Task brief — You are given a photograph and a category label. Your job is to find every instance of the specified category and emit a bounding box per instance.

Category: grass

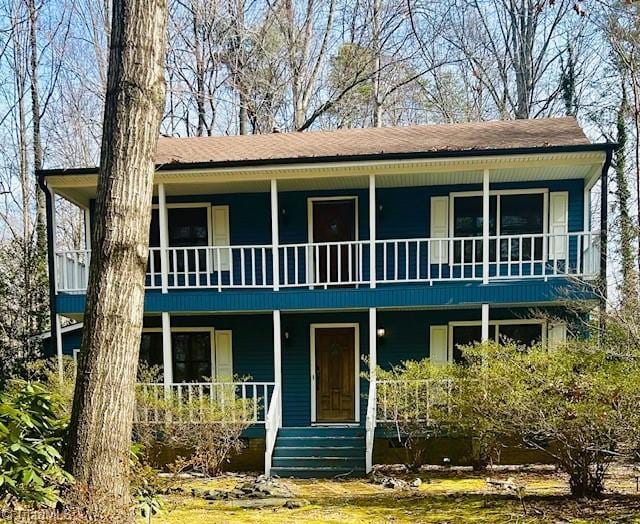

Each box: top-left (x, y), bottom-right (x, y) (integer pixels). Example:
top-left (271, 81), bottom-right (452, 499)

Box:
top-left (145, 467), bottom-right (640, 523)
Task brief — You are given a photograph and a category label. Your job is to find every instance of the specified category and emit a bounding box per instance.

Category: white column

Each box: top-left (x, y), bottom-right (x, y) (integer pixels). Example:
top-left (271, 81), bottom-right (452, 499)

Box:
top-left (369, 175), bottom-right (376, 288)
top-left (271, 179), bottom-right (280, 291)
top-left (50, 188), bottom-right (58, 295)
top-left (158, 183), bottom-right (169, 293)
top-left (55, 314), bottom-right (63, 382)
top-left (481, 303), bottom-right (490, 342)
top-left (84, 207), bottom-right (91, 250)
top-left (272, 310), bottom-right (282, 427)
top-left (369, 307), bottom-right (377, 379)
top-left (482, 169), bottom-right (490, 284)
top-left (162, 312), bottom-right (173, 386)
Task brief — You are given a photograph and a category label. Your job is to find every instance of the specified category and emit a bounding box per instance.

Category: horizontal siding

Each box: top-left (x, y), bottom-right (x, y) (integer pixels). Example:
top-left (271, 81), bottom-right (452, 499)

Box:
top-left (56, 278), bottom-right (597, 315)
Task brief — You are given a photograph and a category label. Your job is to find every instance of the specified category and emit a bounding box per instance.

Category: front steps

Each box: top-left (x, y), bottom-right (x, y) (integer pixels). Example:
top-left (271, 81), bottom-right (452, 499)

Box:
top-left (270, 426), bottom-right (366, 478)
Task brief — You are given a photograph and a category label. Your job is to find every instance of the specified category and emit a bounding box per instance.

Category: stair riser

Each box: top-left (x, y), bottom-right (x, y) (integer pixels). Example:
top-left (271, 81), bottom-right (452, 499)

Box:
top-left (276, 437), bottom-right (362, 447)
top-left (274, 447), bottom-right (364, 458)
top-left (273, 457), bottom-right (364, 468)
top-left (278, 427), bottom-right (364, 438)
top-left (270, 468), bottom-right (365, 479)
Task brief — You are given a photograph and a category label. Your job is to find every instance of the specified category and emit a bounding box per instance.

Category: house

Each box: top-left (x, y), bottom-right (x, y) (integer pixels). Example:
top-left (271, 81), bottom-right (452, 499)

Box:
top-left (39, 117), bottom-right (613, 477)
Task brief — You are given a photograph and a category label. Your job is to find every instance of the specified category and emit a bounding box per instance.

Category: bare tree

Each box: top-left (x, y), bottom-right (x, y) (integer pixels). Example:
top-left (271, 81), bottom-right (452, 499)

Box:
top-left (65, 0), bottom-right (167, 513)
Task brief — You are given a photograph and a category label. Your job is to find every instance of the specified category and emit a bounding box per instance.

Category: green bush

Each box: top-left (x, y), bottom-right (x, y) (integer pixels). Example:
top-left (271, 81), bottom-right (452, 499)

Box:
top-left (461, 340), bottom-right (640, 497)
top-left (0, 383), bottom-right (72, 506)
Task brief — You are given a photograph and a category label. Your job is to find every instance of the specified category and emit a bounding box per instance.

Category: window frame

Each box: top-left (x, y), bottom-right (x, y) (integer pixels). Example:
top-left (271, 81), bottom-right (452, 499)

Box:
top-left (448, 189), bottom-right (549, 238)
top-left (150, 202), bottom-right (213, 248)
top-left (142, 327), bottom-right (216, 383)
top-left (447, 319), bottom-right (548, 363)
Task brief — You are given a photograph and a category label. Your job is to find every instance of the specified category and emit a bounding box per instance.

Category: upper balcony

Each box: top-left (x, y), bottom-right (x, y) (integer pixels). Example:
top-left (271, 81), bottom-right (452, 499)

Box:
top-left (55, 231), bottom-right (600, 293)
top-left (42, 118), bottom-right (612, 311)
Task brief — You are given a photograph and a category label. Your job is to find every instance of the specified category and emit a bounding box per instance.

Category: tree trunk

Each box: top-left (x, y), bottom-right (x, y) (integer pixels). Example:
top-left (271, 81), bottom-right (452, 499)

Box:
top-left (27, 0), bottom-right (49, 334)
top-left (65, 0), bottom-right (167, 514)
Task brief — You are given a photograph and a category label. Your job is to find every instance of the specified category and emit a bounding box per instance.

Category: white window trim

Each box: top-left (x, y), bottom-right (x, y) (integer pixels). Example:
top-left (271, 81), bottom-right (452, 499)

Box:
top-left (142, 327), bottom-right (216, 382)
top-left (309, 322), bottom-right (360, 424)
top-left (447, 319), bottom-right (548, 363)
top-left (448, 189), bottom-right (549, 238)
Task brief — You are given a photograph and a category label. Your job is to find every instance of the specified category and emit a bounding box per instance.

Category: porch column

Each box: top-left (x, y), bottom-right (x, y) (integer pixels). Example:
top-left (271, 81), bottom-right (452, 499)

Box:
top-left (84, 207), bottom-right (91, 250)
top-left (162, 312), bottom-right (173, 386)
top-left (481, 303), bottom-right (490, 342)
top-left (369, 174), bottom-right (376, 288)
top-left (158, 183), bottom-right (169, 293)
top-left (272, 310), bottom-right (282, 427)
top-left (482, 169), bottom-right (490, 284)
top-left (271, 179), bottom-right (280, 291)
top-left (369, 307), bottom-right (377, 381)
top-left (55, 314), bottom-right (63, 382)
top-left (50, 189), bottom-right (58, 294)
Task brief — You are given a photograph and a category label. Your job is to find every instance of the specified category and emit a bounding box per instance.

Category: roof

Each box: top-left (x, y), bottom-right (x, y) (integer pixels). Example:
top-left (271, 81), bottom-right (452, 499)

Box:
top-left (155, 117), bottom-right (591, 168)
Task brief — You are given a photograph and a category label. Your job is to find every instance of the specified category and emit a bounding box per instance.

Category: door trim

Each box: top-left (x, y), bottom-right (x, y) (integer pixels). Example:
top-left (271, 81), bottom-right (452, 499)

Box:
top-left (310, 323), bottom-right (360, 424)
top-left (307, 196), bottom-right (359, 287)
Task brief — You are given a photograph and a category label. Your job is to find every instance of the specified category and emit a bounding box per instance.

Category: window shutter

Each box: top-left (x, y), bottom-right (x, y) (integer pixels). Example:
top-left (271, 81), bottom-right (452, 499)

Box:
top-left (547, 322), bottom-right (567, 348)
top-left (211, 206), bottom-right (230, 270)
top-left (430, 196), bottom-right (449, 263)
top-left (429, 325), bottom-right (449, 365)
top-left (549, 192), bottom-right (568, 259)
top-left (215, 330), bottom-right (233, 380)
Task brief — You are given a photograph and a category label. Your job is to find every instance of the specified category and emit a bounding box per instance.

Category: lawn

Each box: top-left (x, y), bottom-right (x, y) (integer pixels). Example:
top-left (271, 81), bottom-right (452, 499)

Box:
top-left (146, 466), bottom-right (640, 523)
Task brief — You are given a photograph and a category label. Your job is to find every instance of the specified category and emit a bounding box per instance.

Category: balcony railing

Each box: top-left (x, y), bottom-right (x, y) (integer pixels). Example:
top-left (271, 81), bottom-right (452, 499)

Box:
top-left (376, 379), bottom-right (452, 425)
top-left (55, 231), bottom-right (600, 293)
top-left (134, 381), bottom-right (276, 424)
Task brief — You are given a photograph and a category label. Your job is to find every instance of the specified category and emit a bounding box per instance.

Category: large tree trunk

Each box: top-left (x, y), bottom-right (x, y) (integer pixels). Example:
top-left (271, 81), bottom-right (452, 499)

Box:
top-left (65, 0), bottom-right (167, 514)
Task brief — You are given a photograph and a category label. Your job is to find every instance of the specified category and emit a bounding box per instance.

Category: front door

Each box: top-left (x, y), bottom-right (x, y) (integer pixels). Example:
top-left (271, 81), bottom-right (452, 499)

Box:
top-left (314, 327), bottom-right (356, 422)
top-left (311, 199), bottom-right (356, 284)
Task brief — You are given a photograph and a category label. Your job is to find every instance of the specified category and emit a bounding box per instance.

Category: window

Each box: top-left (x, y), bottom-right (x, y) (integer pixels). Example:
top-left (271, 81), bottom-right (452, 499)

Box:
top-left (497, 323), bottom-right (542, 347)
top-left (451, 192), bottom-right (545, 264)
top-left (139, 332), bottom-right (164, 379)
top-left (172, 332), bottom-right (212, 383)
top-left (453, 196), bottom-right (496, 264)
top-left (450, 321), bottom-right (545, 363)
top-left (148, 206), bottom-right (211, 273)
top-left (451, 325), bottom-right (496, 363)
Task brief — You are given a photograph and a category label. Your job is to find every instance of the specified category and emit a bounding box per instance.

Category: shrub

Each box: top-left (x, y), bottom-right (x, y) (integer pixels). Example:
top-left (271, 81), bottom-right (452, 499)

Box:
top-left (376, 359), bottom-right (455, 470)
top-left (133, 381), bottom-right (252, 477)
top-left (462, 340), bottom-right (640, 497)
top-left (0, 383), bottom-right (72, 506)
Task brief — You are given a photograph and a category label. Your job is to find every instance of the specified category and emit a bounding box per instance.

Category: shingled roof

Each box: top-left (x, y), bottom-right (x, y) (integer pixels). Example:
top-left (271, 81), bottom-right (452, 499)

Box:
top-left (155, 117), bottom-right (591, 167)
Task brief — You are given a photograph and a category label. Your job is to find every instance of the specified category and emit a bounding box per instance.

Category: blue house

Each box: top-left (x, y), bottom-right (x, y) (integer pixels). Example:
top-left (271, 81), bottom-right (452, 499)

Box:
top-left (40, 118), bottom-right (613, 477)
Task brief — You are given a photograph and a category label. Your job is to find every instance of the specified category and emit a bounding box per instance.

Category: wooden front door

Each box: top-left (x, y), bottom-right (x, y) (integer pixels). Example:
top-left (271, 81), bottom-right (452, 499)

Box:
top-left (312, 199), bottom-right (356, 284)
top-left (314, 327), bottom-right (356, 422)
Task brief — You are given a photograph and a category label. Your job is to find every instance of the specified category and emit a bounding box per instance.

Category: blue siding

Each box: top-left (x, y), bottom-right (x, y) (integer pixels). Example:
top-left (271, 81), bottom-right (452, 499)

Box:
top-left (56, 278), bottom-right (596, 315)
top-left (42, 329), bottom-right (82, 357)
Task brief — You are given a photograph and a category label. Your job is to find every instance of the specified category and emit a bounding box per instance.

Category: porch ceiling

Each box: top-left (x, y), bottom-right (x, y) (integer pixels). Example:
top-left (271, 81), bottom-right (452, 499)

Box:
top-left (45, 150), bottom-right (604, 208)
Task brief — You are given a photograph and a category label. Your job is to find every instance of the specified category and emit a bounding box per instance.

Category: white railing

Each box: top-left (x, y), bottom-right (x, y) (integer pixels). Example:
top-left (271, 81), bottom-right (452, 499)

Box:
top-left (376, 379), bottom-right (452, 424)
top-left (376, 237), bottom-right (484, 283)
top-left (55, 250), bottom-right (90, 293)
top-left (490, 231), bottom-right (600, 280)
top-left (278, 240), bottom-right (369, 288)
top-left (365, 379), bottom-right (377, 473)
top-left (55, 232), bottom-right (600, 293)
top-left (264, 384), bottom-right (281, 477)
top-left (134, 381), bottom-right (275, 424)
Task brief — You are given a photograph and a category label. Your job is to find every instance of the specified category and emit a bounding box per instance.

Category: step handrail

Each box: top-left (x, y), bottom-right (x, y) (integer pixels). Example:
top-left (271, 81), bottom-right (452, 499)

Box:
top-left (365, 378), bottom-right (376, 474)
top-left (264, 384), bottom-right (281, 477)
